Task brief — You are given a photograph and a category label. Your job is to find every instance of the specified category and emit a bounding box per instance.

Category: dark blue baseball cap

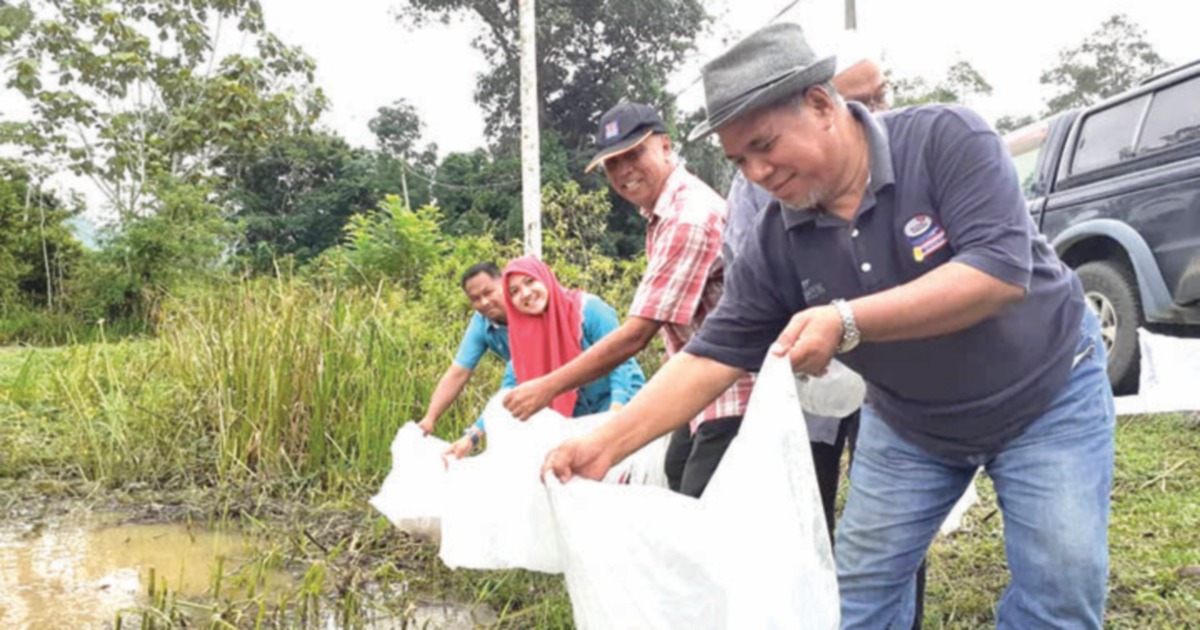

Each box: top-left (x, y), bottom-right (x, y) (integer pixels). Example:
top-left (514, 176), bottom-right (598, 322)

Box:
top-left (585, 101), bottom-right (668, 173)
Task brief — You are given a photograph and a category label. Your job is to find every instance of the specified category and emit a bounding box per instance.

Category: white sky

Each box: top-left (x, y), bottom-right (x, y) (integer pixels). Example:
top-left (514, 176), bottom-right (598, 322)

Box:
top-left (255, 0), bottom-right (1197, 155)
top-left (2, 0), bottom-right (1196, 220)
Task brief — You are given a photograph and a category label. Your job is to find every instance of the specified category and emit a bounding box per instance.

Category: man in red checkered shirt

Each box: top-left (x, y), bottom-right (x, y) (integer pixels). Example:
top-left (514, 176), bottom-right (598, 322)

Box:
top-left (502, 101), bottom-right (754, 497)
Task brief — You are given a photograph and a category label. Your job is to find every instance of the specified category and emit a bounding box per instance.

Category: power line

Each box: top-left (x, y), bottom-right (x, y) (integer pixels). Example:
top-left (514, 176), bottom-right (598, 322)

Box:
top-left (401, 162), bottom-right (523, 192)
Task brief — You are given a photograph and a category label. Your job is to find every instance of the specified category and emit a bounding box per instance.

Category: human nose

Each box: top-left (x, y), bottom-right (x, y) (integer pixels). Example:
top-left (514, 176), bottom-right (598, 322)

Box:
top-left (741, 157), bottom-right (774, 186)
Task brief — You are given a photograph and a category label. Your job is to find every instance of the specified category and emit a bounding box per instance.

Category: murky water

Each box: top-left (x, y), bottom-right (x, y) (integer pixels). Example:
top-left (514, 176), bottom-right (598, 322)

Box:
top-left (0, 512), bottom-right (288, 629)
top-left (0, 510), bottom-right (498, 629)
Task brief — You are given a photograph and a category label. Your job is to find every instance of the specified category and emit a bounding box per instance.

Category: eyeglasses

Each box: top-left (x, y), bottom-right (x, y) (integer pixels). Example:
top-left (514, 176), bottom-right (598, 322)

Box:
top-left (862, 82), bottom-right (891, 113)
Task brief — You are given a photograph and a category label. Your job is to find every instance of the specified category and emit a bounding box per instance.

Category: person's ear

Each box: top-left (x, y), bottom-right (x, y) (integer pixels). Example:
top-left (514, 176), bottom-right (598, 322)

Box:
top-left (806, 86), bottom-right (838, 130)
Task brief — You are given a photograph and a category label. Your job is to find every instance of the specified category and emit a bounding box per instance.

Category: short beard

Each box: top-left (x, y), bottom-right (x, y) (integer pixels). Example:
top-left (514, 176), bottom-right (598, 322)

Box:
top-left (784, 187), bottom-right (826, 212)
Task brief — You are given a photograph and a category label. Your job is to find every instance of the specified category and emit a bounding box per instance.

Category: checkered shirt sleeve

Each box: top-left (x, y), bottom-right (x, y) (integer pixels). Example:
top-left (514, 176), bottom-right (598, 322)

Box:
top-left (629, 216), bottom-right (723, 326)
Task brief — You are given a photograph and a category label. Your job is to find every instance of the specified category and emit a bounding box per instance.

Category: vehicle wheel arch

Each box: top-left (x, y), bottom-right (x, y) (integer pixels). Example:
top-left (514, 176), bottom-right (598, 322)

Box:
top-left (1051, 220), bottom-right (1175, 322)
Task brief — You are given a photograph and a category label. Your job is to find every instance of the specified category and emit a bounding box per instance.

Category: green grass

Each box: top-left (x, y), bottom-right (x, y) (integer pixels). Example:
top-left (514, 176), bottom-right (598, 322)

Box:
top-left (923, 413), bottom-right (1200, 628)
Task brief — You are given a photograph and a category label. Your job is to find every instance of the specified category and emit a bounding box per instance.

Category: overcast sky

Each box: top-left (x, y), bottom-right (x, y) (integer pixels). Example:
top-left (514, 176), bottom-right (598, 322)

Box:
top-left (256, 0), bottom-right (1196, 155)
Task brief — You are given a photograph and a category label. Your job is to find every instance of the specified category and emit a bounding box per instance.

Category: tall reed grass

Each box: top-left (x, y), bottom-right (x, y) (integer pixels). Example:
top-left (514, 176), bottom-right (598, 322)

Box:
top-left (7, 241), bottom-right (646, 494)
top-left (8, 276), bottom-right (500, 491)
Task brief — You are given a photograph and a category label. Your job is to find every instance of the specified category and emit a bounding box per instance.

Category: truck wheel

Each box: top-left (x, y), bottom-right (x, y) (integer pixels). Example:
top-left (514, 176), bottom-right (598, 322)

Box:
top-left (1075, 260), bottom-right (1143, 395)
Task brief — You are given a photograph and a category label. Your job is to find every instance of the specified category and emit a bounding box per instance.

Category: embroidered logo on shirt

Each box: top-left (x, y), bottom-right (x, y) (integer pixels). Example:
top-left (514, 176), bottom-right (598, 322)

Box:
top-left (604, 121), bottom-right (620, 139)
top-left (904, 215), bottom-right (934, 238)
top-left (906, 217), bottom-right (949, 263)
top-left (802, 278), bottom-right (827, 303)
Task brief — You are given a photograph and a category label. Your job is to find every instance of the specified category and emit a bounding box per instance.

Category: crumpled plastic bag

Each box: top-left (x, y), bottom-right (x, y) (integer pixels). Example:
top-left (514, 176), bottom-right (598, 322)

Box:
top-left (546, 354), bottom-right (840, 629)
top-left (795, 358), bottom-right (866, 418)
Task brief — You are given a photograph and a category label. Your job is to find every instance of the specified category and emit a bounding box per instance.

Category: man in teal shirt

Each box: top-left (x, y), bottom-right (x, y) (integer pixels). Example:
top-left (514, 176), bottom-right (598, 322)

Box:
top-left (415, 262), bottom-right (511, 435)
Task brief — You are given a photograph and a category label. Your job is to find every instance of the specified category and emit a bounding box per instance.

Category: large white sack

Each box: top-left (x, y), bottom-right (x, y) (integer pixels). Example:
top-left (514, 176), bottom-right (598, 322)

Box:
top-left (547, 479), bottom-right (726, 629)
top-left (546, 355), bottom-right (840, 629)
top-left (437, 395), bottom-right (670, 573)
top-left (1114, 328), bottom-right (1200, 415)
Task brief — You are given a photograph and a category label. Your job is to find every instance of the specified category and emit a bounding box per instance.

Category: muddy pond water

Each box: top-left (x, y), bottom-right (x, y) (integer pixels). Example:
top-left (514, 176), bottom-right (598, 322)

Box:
top-left (0, 509), bottom-right (496, 628)
top-left (0, 511), bottom-right (289, 628)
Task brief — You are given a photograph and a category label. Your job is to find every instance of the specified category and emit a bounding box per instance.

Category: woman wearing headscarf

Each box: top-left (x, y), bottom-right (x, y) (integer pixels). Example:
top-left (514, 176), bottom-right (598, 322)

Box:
top-left (445, 256), bottom-right (645, 458)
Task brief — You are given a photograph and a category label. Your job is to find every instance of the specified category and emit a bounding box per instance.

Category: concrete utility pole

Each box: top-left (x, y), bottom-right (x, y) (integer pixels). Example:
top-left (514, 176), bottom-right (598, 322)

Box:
top-left (844, 0), bottom-right (857, 29)
top-left (519, 0), bottom-right (542, 257)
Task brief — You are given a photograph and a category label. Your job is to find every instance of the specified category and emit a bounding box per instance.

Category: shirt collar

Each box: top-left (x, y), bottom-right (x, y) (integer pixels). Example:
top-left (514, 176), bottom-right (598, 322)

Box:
top-left (638, 163), bottom-right (689, 221)
top-left (484, 315), bottom-right (505, 331)
top-left (780, 101), bottom-right (896, 231)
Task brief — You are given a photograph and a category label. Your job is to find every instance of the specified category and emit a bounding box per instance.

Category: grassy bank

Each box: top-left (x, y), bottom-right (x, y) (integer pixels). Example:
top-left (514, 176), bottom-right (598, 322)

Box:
top-left (923, 413), bottom-right (1200, 629)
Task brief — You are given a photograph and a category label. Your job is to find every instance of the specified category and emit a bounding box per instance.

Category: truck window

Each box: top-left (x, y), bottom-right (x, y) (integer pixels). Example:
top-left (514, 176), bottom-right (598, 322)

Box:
top-left (1005, 121), bottom-right (1050, 198)
top-left (1137, 75), bottom-right (1200, 155)
top-left (1070, 95), bottom-right (1149, 176)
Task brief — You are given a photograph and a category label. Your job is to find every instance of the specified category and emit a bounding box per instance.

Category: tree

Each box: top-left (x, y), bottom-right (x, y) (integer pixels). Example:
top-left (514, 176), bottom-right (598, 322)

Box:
top-left (995, 114), bottom-right (1037, 135)
top-left (434, 132), bottom-right (571, 243)
top-left (0, 159), bottom-right (83, 311)
top-left (891, 60), bottom-right (993, 108)
top-left (317, 195), bottom-right (445, 291)
top-left (676, 107), bottom-right (735, 197)
top-left (223, 131), bottom-right (393, 269)
top-left (1040, 14), bottom-right (1167, 116)
top-left (394, 0), bottom-right (710, 153)
top-left (369, 99), bottom-right (425, 160)
top-left (2, 0), bottom-right (325, 219)
top-left (368, 98), bottom-right (438, 209)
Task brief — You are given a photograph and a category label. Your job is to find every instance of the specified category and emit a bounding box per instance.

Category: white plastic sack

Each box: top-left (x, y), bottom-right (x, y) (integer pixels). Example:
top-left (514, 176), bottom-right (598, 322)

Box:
top-left (435, 394), bottom-right (669, 573)
top-left (939, 473), bottom-right (979, 536)
top-left (795, 358), bottom-right (867, 418)
top-left (547, 355), bottom-right (840, 629)
top-left (369, 422), bottom-right (451, 542)
top-left (1114, 328), bottom-right (1200, 415)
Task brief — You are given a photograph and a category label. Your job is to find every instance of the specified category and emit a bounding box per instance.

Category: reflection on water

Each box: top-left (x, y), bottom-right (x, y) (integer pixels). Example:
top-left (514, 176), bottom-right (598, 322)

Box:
top-left (0, 513), bottom-right (286, 629)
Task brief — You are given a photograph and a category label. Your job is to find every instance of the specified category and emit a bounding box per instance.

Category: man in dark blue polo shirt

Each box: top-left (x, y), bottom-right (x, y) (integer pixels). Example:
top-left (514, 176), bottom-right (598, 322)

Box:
top-left (542, 23), bottom-right (1115, 629)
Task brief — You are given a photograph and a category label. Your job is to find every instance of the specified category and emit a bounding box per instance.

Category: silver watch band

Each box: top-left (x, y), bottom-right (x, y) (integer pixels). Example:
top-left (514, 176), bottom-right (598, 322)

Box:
top-left (831, 299), bottom-right (861, 354)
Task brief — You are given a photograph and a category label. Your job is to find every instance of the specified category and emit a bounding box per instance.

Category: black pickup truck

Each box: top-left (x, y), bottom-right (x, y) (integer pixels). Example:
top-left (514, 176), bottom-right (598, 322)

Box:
top-left (1004, 60), bottom-right (1200, 394)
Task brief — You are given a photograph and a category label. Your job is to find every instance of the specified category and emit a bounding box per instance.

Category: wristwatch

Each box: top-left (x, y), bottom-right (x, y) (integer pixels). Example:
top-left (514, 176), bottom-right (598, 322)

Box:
top-left (830, 299), bottom-right (861, 354)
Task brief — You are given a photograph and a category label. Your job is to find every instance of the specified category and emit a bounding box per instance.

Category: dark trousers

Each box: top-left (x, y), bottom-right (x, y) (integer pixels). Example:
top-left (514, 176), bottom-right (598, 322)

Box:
top-left (664, 416), bottom-right (742, 499)
top-left (666, 410), bottom-right (925, 629)
top-left (811, 413), bottom-right (853, 541)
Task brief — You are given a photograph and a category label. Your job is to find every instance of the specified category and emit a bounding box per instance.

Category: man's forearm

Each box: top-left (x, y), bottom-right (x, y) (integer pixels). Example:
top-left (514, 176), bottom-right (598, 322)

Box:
top-left (595, 352), bottom-right (743, 465)
top-left (852, 262), bottom-right (1025, 342)
top-left (544, 317), bottom-right (659, 395)
top-left (422, 365), bottom-right (473, 422)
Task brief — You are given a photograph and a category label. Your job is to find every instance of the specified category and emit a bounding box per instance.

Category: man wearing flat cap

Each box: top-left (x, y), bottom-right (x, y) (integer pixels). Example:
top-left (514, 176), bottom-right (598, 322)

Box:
top-left (543, 22), bottom-right (1114, 629)
top-left (503, 101), bottom-right (756, 498)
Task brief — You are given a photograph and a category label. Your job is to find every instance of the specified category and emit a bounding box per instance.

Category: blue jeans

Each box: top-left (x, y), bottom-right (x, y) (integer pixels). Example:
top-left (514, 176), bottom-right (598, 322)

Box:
top-left (835, 309), bottom-right (1115, 629)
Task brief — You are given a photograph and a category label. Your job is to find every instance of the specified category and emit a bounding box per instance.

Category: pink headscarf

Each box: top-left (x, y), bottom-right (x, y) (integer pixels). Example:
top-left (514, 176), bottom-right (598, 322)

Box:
top-left (502, 256), bottom-right (585, 416)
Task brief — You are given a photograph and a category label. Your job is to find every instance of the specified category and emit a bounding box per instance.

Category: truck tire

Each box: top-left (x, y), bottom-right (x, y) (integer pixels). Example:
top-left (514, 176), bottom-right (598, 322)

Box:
top-left (1075, 260), bottom-right (1143, 395)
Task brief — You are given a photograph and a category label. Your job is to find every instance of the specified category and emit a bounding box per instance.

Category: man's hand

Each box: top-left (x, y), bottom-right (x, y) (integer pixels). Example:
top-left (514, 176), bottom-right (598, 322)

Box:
top-left (443, 435), bottom-right (474, 463)
top-left (417, 417), bottom-right (436, 436)
top-left (503, 377), bottom-right (557, 420)
top-left (541, 434), bottom-right (615, 484)
top-left (771, 305), bottom-right (843, 376)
